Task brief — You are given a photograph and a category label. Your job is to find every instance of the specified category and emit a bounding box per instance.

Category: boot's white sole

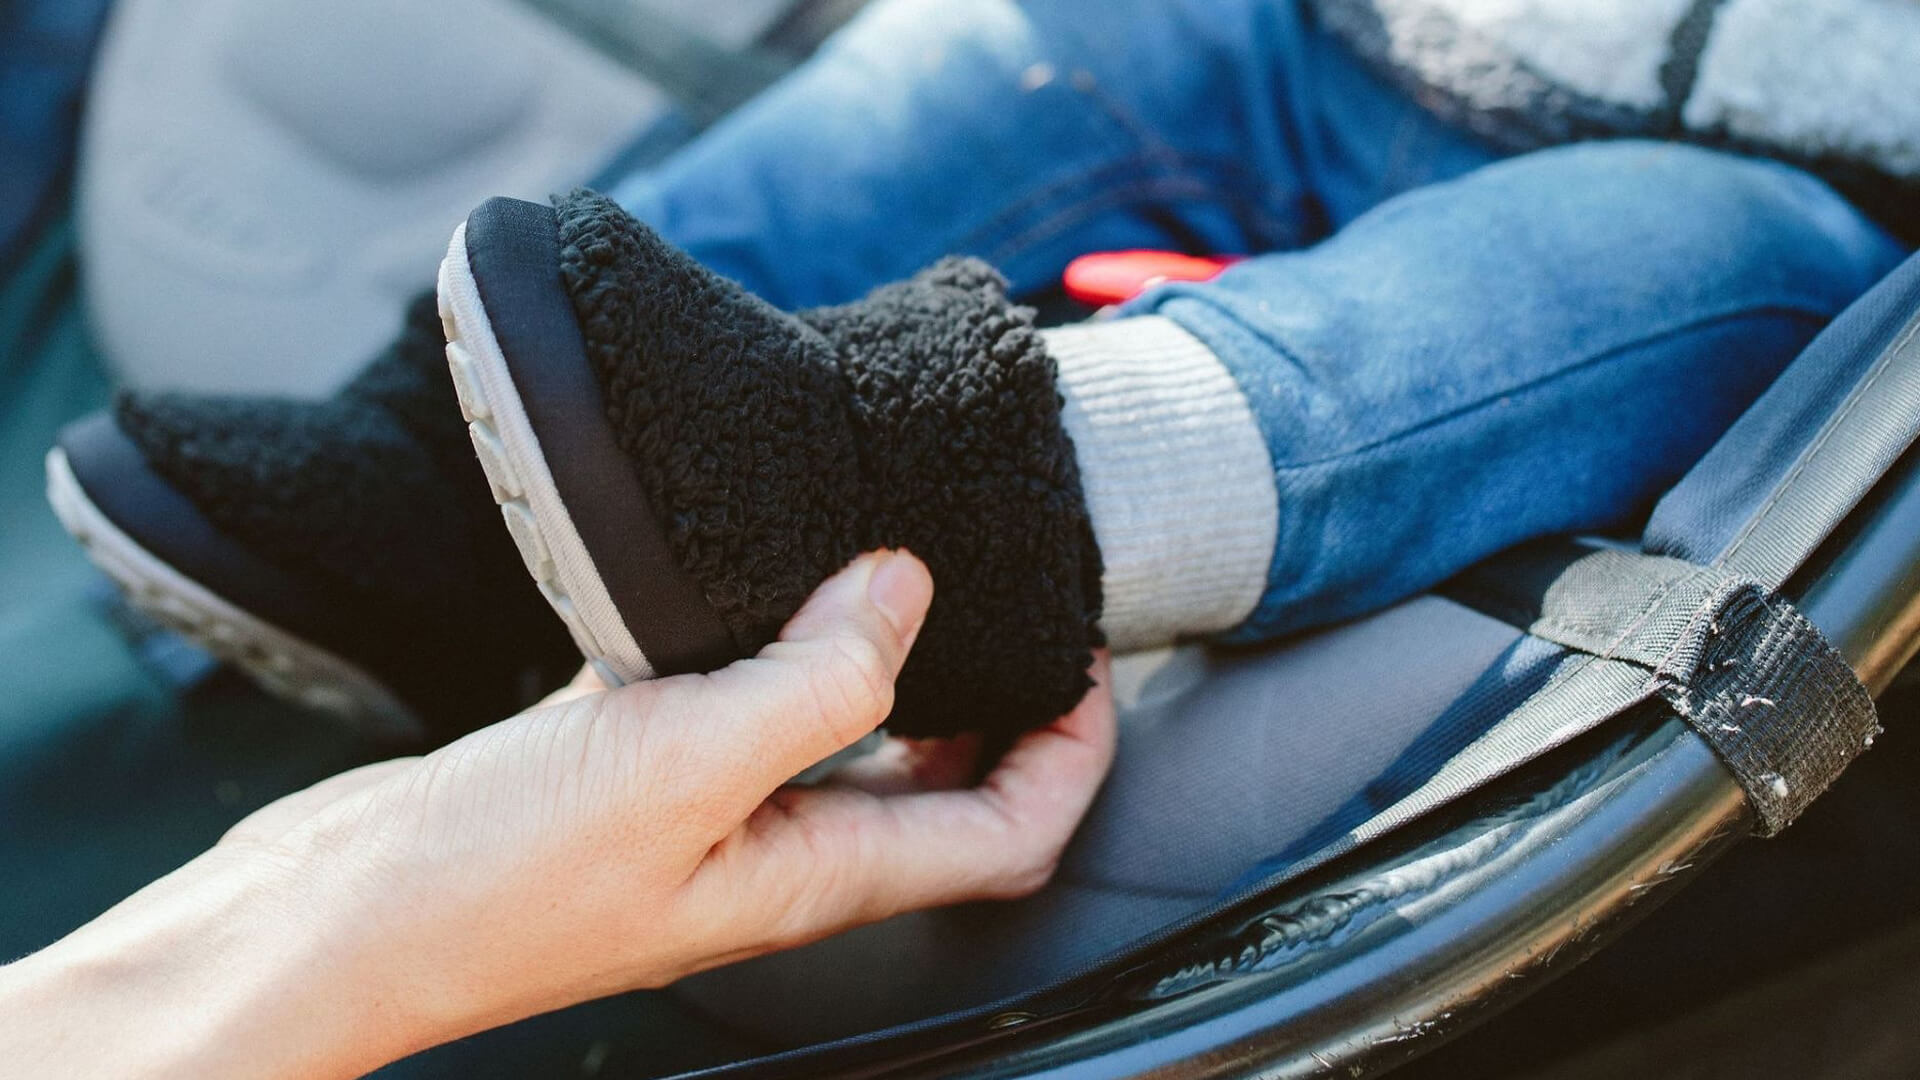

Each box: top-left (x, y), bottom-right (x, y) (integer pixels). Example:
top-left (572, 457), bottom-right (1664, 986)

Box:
top-left (437, 223), bottom-right (652, 689)
top-left (45, 446), bottom-right (421, 738)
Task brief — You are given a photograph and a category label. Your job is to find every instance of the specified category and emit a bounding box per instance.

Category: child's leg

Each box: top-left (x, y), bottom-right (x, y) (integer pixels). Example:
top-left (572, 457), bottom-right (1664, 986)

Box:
top-left (1068, 141), bottom-right (1909, 648)
top-left (599, 0), bottom-right (1499, 307)
top-left (436, 144), bottom-right (1900, 740)
top-left (63, 0), bottom-right (1502, 740)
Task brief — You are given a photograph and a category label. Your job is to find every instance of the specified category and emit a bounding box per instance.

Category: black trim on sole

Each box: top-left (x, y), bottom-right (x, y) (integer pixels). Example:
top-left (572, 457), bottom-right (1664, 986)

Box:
top-left (462, 196), bottom-right (739, 676)
top-left (58, 413), bottom-right (352, 646)
top-left (49, 422), bottom-right (420, 736)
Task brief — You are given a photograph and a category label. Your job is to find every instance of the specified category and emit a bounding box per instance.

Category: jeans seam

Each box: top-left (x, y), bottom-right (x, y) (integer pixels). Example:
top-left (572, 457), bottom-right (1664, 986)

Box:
top-left (944, 152), bottom-right (1305, 269)
top-left (1249, 299), bottom-right (1841, 471)
top-left (1223, 298), bottom-right (1839, 638)
top-left (1049, 46), bottom-right (1315, 229)
top-left (974, 168), bottom-right (1295, 269)
top-left (976, 168), bottom-right (1204, 262)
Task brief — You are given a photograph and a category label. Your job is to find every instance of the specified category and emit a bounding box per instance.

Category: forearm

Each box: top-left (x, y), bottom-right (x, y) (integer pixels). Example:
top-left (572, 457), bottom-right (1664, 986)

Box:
top-left (0, 850), bottom-right (416, 1080)
top-left (0, 556), bottom-right (1108, 1078)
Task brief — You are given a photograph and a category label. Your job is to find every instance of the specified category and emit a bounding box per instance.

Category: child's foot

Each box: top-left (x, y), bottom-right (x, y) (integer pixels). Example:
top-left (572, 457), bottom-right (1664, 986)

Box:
top-left (46, 293), bottom-right (581, 741)
top-left (438, 191), bottom-right (1105, 738)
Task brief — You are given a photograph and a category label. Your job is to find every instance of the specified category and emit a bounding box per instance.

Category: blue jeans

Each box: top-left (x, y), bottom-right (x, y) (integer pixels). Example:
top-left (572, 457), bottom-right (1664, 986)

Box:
top-left (604, 0), bottom-right (1908, 643)
top-left (0, 0), bottom-right (114, 271)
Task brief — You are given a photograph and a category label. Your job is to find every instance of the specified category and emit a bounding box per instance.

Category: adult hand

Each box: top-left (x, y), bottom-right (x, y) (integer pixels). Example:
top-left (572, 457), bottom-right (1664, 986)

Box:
top-left (0, 551), bottom-right (1117, 1079)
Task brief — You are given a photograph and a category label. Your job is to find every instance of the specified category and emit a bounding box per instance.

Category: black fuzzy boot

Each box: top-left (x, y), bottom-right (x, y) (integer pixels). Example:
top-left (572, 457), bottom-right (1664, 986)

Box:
top-left (49, 291), bottom-right (581, 741)
top-left (440, 190), bottom-right (1102, 739)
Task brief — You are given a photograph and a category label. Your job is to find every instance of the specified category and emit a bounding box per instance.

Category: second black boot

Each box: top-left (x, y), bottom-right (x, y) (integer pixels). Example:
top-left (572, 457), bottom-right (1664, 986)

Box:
top-left (47, 291), bottom-right (582, 742)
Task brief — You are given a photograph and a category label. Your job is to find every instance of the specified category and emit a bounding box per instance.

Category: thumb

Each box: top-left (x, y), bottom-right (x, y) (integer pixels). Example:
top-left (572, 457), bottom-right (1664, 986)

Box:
top-left (700, 550), bottom-right (934, 789)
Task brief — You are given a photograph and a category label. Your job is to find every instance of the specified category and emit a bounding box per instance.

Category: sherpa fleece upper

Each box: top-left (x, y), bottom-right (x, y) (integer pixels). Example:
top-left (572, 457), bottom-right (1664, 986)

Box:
top-left (554, 190), bottom-right (1103, 740)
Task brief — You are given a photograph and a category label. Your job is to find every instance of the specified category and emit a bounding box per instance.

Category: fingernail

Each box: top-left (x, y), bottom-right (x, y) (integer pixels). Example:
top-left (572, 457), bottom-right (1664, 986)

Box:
top-left (868, 550), bottom-right (932, 643)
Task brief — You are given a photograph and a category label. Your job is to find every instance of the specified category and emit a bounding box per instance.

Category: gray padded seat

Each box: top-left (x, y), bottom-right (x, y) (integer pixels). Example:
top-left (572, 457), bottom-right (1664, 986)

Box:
top-left (674, 595), bottom-right (1525, 1042)
top-left (78, 0), bottom-right (796, 397)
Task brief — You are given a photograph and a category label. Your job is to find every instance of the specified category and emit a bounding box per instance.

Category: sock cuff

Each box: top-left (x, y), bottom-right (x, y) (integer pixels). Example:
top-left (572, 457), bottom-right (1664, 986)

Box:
top-left (1045, 316), bottom-right (1277, 651)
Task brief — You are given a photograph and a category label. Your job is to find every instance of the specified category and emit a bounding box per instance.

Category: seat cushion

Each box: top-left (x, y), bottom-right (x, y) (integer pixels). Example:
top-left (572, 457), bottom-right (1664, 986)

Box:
top-left (672, 595), bottom-right (1524, 1044)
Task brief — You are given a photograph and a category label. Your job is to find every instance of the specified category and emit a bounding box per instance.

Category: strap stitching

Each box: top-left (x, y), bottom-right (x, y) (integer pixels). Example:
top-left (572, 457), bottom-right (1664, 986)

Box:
top-left (1530, 558), bottom-right (1722, 665)
top-left (1716, 309), bottom-right (1920, 578)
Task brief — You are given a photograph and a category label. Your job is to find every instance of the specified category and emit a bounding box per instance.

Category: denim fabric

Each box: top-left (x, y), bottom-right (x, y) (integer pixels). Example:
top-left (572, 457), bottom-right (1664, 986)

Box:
top-left (1142, 144), bottom-right (1909, 640)
top-left (0, 0), bottom-right (113, 272)
top-left (602, 0), bottom-right (1908, 646)
top-left (605, 0), bottom-right (1496, 307)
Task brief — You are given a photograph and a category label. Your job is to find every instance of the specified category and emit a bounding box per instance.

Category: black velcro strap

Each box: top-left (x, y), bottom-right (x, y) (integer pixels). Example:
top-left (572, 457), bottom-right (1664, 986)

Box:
top-left (1446, 539), bottom-right (1878, 835)
top-left (1649, 577), bottom-right (1878, 834)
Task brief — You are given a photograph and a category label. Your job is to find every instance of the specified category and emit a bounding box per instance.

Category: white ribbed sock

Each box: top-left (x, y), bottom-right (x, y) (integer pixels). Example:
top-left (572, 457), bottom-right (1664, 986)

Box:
top-left (1044, 316), bottom-right (1278, 652)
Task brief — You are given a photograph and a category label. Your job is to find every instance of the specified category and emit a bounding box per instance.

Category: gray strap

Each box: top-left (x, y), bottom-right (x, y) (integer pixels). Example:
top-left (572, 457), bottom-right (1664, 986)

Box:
top-left (1431, 301), bottom-right (1920, 834)
top-left (1234, 540), bottom-right (1873, 892)
top-left (1649, 577), bottom-right (1878, 833)
top-left (1535, 550), bottom-right (1877, 833)
top-left (1452, 542), bottom-right (1879, 835)
top-left (1319, 299), bottom-right (1920, 863)
top-left (1706, 305), bottom-right (1920, 586)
